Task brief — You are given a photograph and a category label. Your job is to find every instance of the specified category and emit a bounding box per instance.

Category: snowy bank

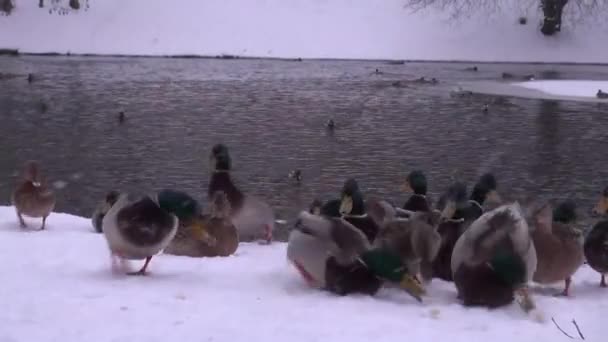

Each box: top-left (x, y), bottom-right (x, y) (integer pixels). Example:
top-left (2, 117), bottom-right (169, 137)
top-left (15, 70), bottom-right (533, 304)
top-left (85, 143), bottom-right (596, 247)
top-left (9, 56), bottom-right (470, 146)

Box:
top-left (1, 0), bottom-right (607, 63)
top-left (514, 80), bottom-right (608, 98)
top-left (0, 206), bottom-right (604, 342)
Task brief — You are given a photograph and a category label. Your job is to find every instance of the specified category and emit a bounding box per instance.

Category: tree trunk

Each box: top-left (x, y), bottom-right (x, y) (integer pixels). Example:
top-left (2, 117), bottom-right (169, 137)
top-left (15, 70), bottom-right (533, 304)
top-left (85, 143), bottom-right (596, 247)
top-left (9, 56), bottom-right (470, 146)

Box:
top-left (1, 0), bottom-right (14, 14)
top-left (69, 0), bottom-right (80, 10)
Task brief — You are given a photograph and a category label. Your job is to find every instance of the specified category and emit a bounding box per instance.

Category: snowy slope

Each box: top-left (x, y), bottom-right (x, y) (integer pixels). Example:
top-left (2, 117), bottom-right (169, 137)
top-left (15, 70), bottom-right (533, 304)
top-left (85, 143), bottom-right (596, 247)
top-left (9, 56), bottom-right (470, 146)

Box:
top-left (0, 0), bottom-right (607, 63)
top-left (0, 206), bottom-right (604, 342)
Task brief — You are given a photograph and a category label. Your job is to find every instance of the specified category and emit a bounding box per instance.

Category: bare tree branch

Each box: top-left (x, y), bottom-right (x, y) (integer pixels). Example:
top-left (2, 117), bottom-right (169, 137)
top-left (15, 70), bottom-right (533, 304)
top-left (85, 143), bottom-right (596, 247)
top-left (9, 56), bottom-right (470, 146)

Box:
top-left (552, 317), bottom-right (575, 339)
top-left (572, 319), bottom-right (585, 340)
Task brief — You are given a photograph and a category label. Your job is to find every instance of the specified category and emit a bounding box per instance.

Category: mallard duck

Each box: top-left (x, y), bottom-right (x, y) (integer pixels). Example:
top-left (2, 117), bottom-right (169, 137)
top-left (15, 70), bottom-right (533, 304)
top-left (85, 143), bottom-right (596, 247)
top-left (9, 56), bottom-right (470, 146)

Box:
top-left (91, 190), bottom-right (120, 233)
top-left (432, 182), bottom-right (468, 281)
top-left (451, 203), bottom-right (538, 312)
top-left (164, 191), bottom-right (238, 257)
top-left (287, 210), bottom-right (425, 300)
top-left (374, 209), bottom-right (442, 282)
top-left (11, 160), bottom-right (56, 230)
top-left (402, 170), bottom-right (431, 212)
top-left (208, 144), bottom-right (276, 243)
top-left (596, 89), bottom-right (608, 99)
top-left (101, 189), bottom-right (212, 275)
top-left (585, 187), bottom-right (608, 287)
top-left (338, 178), bottom-right (380, 243)
top-left (531, 200), bottom-right (584, 296)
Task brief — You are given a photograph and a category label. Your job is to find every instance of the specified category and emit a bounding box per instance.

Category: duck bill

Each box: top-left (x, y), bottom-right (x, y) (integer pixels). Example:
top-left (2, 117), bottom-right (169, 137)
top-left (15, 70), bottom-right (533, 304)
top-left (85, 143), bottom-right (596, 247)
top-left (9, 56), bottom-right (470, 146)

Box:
top-left (191, 220), bottom-right (216, 246)
top-left (592, 197), bottom-right (608, 216)
top-left (339, 196), bottom-right (353, 216)
top-left (487, 190), bottom-right (502, 204)
top-left (440, 201), bottom-right (456, 221)
top-left (399, 274), bottom-right (425, 302)
top-left (514, 286), bottom-right (536, 313)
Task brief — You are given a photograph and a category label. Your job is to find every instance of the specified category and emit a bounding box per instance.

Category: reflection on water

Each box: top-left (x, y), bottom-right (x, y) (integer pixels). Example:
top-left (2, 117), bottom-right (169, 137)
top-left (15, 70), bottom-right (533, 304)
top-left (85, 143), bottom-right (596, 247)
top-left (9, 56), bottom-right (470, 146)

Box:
top-left (0, 56), bottom-right (607, 239)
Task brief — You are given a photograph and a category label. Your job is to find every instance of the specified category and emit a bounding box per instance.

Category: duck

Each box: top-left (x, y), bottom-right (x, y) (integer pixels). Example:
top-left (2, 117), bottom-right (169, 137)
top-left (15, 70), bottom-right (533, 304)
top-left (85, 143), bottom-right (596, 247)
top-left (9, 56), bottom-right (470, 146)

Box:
top-left (432, 182), bottom-right (469, 281)
top-left (164, 191), bottom-right (238, 257)
top-left (585, 186), bottom-right (608, 287)
top-left (11, 160), bottom-right (56, 230)
top-left (466, 173), bottom-right (501, 220)
top-left (402, 170), bottom-right (431, 212)
top-left (531, 200), bottom-right (584, 296)
top-left (309, 198), bottom-right (342, 218)
top-left (287, 209), bottom-right (425, 300)
top-left (101, 189), bottom-right (212, 275)
top-left (597, 89), bottom-right (608, 99)
top-left (288, 169), bottom-right (302, 184)
top-left (208, 144), bottom-right (276, 243)
top-left (373, 209), bottom-right (442, 283)
top-left (451, 203), bottom-right (538, 312)
top-left (338, 178), bottom-right (380, 243)
top-left (91, 190), bottom-right (120, 233)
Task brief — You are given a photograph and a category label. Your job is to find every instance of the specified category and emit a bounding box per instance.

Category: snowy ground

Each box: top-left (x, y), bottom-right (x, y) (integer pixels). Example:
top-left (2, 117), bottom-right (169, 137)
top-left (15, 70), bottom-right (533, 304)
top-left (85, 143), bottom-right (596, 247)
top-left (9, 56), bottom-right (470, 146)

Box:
top-left (0, 206), bottom-right (604, 341)
top-left (1, 0), bottom-right (607, 63)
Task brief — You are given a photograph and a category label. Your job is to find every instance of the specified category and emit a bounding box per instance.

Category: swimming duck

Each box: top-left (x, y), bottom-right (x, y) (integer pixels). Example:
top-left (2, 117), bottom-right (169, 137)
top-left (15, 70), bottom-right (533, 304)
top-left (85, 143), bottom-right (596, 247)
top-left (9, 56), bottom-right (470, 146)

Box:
top-left (208, 144), bottom-right (276, 243)
top-left (101, 189), bottom-right (212, 275)
top-left (531, 200), bottom-right (584, 296)
top-left (402, 170), bottom-right (431, 212)
top-left (585, 187), bottom-right (608, 287)
top-left (597, 89), bottom-right (608, 99)
top-left (287, 210), bottom-right (425, 300)
top-left (451, 203), bottom-right (538, 312)
top-left (91, 190), bottom-right (120, 233)
top-left (432, 182), bottom-right (469, 281)
top-left (338, 178), bottom-right (380, 243)
top-left (11, 161), bottom-right (56, 230)
top-left (165, 191), bottom-right (237, 257)
top-left (374, 209), bottom-right (442, 283)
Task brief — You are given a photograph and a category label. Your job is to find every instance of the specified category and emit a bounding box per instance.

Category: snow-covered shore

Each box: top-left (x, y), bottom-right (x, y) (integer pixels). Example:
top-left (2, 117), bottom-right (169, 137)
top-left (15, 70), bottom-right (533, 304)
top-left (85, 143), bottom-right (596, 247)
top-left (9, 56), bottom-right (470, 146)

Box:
top-left (0, 206), bottom-right (604, 342)
top-left (1, 0), bottom-right (607, 63)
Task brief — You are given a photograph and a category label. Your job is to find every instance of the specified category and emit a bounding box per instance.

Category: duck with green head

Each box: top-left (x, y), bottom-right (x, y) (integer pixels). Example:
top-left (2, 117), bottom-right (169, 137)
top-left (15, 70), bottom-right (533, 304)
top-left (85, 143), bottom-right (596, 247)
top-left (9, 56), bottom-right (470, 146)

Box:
top-left (208, 144), bottom-right (276, 243)
top-left (338, 178), bottom-right (380, 243)
top-left (451, 203), bottom-right (538, 312)
top-left (585, 186), bottom-right (608, 287)
top-left (287, 207), bottom-right (426, 301)
top-left (402, 170), bottom-right (431, 212)
top-left (165, 191), bottom-right (238, 257)
top-left (101, 189), bottom-right (213, 275)
top-left (531, 200), bottom-right (584, 296)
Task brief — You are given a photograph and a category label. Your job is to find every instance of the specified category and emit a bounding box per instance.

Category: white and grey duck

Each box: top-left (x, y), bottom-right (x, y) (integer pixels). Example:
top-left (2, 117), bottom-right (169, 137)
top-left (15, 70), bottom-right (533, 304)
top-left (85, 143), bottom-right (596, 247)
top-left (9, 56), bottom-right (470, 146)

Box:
top-left (287, 207), bottom-right (426, 301)
top-left (101, 189), bottom-right (213, 275)
top-left (208, 144), bottom-right (277, 243)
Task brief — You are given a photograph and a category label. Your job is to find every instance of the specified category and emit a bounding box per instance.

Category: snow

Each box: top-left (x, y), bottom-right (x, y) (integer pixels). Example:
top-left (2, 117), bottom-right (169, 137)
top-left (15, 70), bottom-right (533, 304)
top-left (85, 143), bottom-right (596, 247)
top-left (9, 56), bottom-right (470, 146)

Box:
top-left (514, 80), bottom-right (608, 98)
top-left (0, 206), bottom-right (605, 342)
top-left (1, 0), bottom-right (607, 63)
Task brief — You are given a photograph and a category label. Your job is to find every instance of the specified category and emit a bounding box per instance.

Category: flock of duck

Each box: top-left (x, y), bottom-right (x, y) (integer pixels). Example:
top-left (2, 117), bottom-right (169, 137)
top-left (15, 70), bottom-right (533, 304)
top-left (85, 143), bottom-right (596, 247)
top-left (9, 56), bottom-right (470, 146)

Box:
top-left (9, 143), bottom-right (608, 315)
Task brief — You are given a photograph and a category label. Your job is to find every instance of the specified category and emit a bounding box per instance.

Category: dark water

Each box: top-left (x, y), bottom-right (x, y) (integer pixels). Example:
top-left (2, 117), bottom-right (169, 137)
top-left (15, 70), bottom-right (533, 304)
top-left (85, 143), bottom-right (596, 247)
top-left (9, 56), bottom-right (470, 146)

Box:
top-left (1, 56), bottom-right (607, 239)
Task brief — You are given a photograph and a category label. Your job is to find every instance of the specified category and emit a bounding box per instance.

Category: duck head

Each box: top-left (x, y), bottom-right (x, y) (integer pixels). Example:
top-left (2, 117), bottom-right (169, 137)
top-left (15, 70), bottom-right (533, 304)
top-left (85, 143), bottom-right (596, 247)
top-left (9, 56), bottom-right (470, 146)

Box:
top-left (471, 173), bottom-right (501, 205)
top-left (309, 199), bottom-right (324, 216)
top-left (402, 170), bottom-right (427, 195)
top-left (339, 178), bottom-right (365, 216)
top-left (438, 182), bottom-right (468, 221)
top-left (210, 144), bottom-right (232, 172)
top-left (156, 189), bottom-right (215, 245)
top-left (592, 186), bottom-right (608, 216)
top-left (21, 160), bottom-right (44, 187)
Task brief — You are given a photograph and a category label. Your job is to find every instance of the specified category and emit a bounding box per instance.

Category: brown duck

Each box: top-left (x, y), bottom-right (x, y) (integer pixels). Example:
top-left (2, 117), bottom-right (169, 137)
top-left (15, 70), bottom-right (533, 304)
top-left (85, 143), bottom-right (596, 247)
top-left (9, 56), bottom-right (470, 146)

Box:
top-left (11, 161), bottom-right (56, 230)
top-left (531, 200), bottom-right (584, 296)
top-left (164, 191), bottom-right (238, 257)
top-left (585, 187), bottom-right (608, 287)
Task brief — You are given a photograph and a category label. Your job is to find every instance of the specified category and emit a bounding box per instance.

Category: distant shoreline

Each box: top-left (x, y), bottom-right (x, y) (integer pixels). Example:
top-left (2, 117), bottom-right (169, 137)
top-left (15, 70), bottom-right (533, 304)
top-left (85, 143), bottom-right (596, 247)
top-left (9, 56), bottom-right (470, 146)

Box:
top-left (1, 49), bottom-right (608, 67)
